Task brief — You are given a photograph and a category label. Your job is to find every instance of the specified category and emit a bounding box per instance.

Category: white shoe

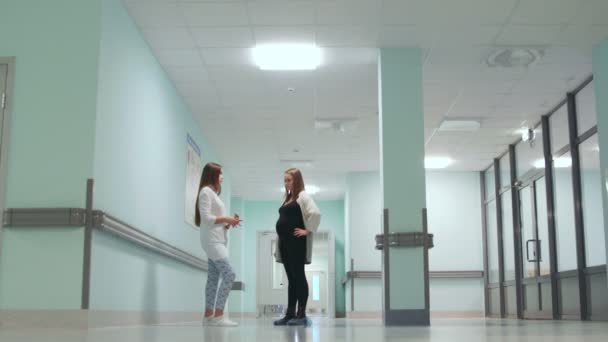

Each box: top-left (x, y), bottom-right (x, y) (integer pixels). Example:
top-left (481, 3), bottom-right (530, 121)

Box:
top-left (211, 316), bottom-right (238, 327)
top-left (202, 315), bottom-right (215, 326)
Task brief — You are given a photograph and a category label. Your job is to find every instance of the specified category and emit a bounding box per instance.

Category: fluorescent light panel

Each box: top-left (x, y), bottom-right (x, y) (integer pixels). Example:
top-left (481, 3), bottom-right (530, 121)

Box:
top-left (425, 157), bottom-right (452, 169)
top-left (252, 43), bottom-right (321, 71)
top-left (438, 120), bottom-right (480, 132)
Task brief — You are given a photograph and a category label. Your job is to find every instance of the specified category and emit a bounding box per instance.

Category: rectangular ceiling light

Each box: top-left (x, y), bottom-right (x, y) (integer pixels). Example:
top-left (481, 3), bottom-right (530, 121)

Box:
top-left (252, 43), bottom-right (322, 71)
top-left (425, 157), bottom-right (452, 169)
top-left (438, 120), bottom-right (481, 132)
top-left (280, 159), bottom-right (314, 168)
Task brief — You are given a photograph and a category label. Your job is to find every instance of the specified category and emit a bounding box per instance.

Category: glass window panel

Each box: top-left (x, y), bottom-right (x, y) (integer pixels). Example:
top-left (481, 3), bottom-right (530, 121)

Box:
top-left (515, 126), bottom-right (544, 178)
top-left (485, 166), bottom-right (496, 201)
top-left (576, 81), bottom-right (597, 136)
top-left (580, 135), bottom-right (606, 267)
top-left (553, 151), bottom-right (577, 271)
top-left (500, 153), bottom-right (511, 190)
top-left (502, 191), bottom-right (515, 281)
top-left (487, 200), bottom-right (500, 283)
top-left (550, 104), bottom-right (570, 155)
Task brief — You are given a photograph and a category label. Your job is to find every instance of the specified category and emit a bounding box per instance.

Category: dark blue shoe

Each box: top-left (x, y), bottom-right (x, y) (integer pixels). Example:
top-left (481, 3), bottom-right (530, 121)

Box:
top-left (286, 316), bottom-right (311, 326)
top-left (273, 316), bottom-right (293, 326)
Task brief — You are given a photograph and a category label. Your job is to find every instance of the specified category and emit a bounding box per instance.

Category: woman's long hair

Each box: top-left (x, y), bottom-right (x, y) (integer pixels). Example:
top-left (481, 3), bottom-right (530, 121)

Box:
top-left (194, 162), bottom-right (222, 227)
top-left (283, 168), bottom-right (305, 205)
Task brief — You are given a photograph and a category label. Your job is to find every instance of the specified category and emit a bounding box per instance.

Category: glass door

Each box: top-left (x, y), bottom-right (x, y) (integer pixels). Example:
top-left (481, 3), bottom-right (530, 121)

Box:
top-left (519, 177), bottom-right (553, 319)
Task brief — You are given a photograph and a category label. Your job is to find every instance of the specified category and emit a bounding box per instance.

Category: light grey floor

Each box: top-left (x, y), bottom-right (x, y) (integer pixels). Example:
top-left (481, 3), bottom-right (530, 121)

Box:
top-left (1, 318), bottom-right (608, 341)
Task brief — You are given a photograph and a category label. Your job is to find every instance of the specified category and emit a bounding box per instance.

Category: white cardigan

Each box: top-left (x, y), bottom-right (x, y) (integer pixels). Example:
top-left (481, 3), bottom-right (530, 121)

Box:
top-left (274, 190), bottom-right (321, 264)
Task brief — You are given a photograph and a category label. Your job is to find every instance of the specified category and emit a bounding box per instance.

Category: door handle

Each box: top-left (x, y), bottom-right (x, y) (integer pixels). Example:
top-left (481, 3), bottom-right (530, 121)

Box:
top-left (526, 239), bottom-right (537, 262)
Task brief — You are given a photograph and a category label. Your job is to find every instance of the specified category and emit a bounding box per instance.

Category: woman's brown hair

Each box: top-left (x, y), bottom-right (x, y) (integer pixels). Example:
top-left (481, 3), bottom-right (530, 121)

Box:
top-left (283, 168), bottom-right (305, 205)
top-left (194, 162), bottom-right (222, 227)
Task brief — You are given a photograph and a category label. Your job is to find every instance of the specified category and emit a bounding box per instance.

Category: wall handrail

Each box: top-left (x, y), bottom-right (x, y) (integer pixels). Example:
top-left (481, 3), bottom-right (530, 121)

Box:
top-left (342, 270), bottom-right (484, 286)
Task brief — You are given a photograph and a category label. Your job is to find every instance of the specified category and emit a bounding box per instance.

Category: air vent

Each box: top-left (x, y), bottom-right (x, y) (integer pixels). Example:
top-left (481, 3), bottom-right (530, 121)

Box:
top-left (486, 48), bottom-right (543, 68)
top-left (314, 118), bottom-right (359, 134)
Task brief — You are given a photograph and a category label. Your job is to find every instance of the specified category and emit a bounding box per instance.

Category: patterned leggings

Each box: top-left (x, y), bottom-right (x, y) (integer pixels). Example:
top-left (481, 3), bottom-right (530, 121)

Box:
top-left (205, 258), bottom-right (235, 311)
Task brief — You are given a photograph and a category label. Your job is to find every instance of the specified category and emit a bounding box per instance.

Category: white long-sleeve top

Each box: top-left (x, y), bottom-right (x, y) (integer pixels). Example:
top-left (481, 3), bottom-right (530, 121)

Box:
top-left (198, 186), bottom-right (228, 260)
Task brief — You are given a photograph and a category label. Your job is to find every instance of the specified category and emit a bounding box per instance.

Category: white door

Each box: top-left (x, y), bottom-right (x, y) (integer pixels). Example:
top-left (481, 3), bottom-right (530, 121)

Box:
top-left (257, 231), bottom-right (288, 310)
top-left (0, 63), bottom-right (9, 251)
top-left (306, 271), bottom-right (328, 315)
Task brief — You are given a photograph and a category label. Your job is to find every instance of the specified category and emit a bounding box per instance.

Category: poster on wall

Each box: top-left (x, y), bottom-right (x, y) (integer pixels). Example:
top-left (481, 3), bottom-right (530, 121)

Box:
top-left (185, 134), bottom-right (202, 229)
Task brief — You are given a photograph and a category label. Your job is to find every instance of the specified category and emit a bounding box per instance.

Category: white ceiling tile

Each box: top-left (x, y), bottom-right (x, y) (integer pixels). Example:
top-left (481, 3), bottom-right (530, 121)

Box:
top-left (191, 27), bottom-right (254, 47)
top-left (316, 0), bottom-right (381, 26)
top-left (540, 46), bottom-right (592, 65)
top-left (472, 67), bottom-right (528, 82)
top-left (459, 80), bottom-right (517, 94)
top-left (570, 0), bottom-right (608, 26)
top-left (166, 66), bottom-right (210, 83)
top-left (315, 105), bottom-right (378, 119)
top-left (254, 26), bottom-right (316, 44)
top-left (206, 66), bottom-right (266, 90)
top-left (216, 87), bottom-right (273, 107)
top-left (141, 28), bottom-right (196, 49)
top-left (381, 0), bottom-right (429, 26)
top-left (316, 26), bottom-right (378, 47)
top-left (509, 0), bottom-right (584, 25)
top-left (555, 25), bottom-right (608, 49)
top-left (125, 2), bottom-right (185, 28)
top-left (431, 25), bottom-right (502, 47)
top-left (155, 49), bottom-right (203, 67)
top-left (200, 48), bottom-right (253, 66)
top-left (176, 81), bottom-right (217, 98)
top-left (426, 46), bottom-right (493, 66)
top-left (496, 25), bottom-right (562, 45)
top-left (383, 0), bottom-right (518, 26)
top-left (320, 48), bottom-right (377, 66)
top-left (378, 25), bottom-right (433, 48)
top-left (187, 96), bottom-right (222, 111)
top-left (180, 3), bottom-right (249, 27)
top-left (248, 1), bottom-right (316, 25)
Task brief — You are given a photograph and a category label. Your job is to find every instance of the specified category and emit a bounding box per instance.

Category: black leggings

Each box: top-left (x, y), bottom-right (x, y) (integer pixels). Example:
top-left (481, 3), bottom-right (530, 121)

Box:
top-left (282, 252), bottom-right (308, 311)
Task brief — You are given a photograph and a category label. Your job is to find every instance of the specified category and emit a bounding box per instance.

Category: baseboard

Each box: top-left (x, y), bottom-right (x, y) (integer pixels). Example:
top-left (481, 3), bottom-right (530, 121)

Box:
top-left (0, 309), bottom-right (485, 329)
top-left (430, 311), bottom-right (484, 319)
top-left (223, 312), bottom-right (258, 319)
top-left (0, 310), bottom-right (202, 329)
top-left (347, 311), bottom-right (382, 319)
top-left (347, 310), bottom-right (484, 320)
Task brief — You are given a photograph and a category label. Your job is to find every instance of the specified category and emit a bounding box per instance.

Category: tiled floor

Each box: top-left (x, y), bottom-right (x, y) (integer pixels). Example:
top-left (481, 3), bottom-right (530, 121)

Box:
top-left (1, 317), bottom-right (608, 341)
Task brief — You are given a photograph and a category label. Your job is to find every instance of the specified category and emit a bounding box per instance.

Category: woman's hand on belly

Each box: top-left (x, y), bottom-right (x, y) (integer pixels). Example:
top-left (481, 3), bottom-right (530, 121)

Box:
top-left (293, 228), bottom-right (310, 237)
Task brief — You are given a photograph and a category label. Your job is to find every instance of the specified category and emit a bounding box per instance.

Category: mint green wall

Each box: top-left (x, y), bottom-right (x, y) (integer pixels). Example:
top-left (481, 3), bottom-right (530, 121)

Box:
top-left (235, 199), bottom-right (345, 314)
top-left (0, 0), bottom-right (101, 309)
top-left (0, 228), bottom-right (84, 309)
top-left (378, 48), bottom-right (427, 311)
top-left (228, 197), bottom-right (245, 313)
top-left (93, 0), bottom-right (224, 257)
top-left (89, 0), bottom-right (228, 310)
top-left (0, 0), bottom-right (101, 207)
top-left (593, 39), bottom-right (608, 275)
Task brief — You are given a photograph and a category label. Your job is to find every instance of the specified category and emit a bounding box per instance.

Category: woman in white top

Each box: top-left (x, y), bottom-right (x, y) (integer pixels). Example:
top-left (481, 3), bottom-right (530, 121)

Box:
top-left (273, 168), bottom-right (321, 327)
top-left (195, 162), bottom-right (241, 327)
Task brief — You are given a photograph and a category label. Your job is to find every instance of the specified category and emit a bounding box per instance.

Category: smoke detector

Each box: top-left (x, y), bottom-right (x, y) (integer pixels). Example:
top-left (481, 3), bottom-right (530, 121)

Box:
top-left (486, 48), bottom-right (543, 68)
top-left (314, 118), bottom-right (359, 134)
